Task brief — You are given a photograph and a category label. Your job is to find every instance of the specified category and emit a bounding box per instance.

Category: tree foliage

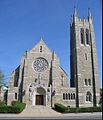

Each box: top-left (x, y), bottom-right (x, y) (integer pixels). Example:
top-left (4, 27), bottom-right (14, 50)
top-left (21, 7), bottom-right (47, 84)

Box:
top-left (100, 88), bottom-right (102, 97)
top-left (0, 69), bottom-right (5, 87)
top-left (99, 88), bottom-right (102, 106)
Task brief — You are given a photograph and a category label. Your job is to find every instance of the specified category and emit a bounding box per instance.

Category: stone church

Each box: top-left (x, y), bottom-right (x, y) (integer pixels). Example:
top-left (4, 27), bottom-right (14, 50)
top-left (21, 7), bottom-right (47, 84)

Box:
top-left (7, 8), bottom-right (100, 108)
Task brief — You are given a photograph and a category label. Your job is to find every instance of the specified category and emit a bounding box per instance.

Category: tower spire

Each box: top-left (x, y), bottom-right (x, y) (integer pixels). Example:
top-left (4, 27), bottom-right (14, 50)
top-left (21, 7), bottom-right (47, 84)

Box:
top-left (40, 36), bottom-right (43, 41)
top-left (88, 8), bottom-right (92, 18)
top-left (73, 6), bottom-right (78, 22)
top-left (74, 6), bottom-right (77, 17)
top-left (70, 15), bottom-right (73, 26)
top-left (88, 8), bottom-right (92, 23)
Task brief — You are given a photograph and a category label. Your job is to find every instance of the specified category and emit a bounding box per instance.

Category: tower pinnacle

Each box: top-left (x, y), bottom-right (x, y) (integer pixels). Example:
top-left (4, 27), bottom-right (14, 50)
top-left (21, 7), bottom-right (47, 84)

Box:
top-left (88, 8), bottom-right (92, 18)
top-left (74, 6), bottom-right (77, 17)
top-left (73, 6), bottom-right (78, 22)
top-left (40, 36), bottom-right (43, 41)
top-left (88, 8), bottom-right (92, 23)
top-left (70, 15), bottom-right (73, 26)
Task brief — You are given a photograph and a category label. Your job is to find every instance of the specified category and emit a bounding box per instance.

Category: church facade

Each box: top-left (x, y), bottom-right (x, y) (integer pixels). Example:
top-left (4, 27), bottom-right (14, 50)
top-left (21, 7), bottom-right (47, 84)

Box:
top-left (7, 8), bottom-right (100, 108)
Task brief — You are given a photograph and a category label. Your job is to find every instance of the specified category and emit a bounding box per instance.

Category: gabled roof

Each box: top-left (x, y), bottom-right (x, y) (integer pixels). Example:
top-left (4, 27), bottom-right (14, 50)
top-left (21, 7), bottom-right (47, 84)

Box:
top-left (30, 37), bottom-right (52, 53)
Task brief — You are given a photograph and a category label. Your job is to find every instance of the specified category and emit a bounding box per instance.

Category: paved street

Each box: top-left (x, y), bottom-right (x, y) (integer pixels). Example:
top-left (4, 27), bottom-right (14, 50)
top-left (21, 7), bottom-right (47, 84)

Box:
top-left (0, 112), bottom-right (102, 120)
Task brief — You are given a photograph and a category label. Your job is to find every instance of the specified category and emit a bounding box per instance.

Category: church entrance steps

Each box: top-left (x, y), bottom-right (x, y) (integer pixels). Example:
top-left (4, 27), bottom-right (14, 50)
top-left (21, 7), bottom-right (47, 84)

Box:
top-left (19, 105), bottom-right (61, 117)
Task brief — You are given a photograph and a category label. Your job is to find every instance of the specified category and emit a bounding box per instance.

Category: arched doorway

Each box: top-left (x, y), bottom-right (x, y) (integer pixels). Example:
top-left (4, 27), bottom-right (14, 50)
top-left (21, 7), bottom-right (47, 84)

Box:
top-left (35, 87), bottom-right (46, 105)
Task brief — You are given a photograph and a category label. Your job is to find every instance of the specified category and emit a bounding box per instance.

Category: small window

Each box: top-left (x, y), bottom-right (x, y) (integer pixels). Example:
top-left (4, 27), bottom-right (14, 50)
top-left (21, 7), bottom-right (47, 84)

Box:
top-left (61, 75), bottom-right (64, 86)
top-left (63, 93), bottom-right (65, 100)
top-left (15, 93), bottom-right (17, 99)
top-left (71, 93), bottom-right (73, 99)
top-left (66, 93), bottom-right (68, 99)
top-left (85, 79), bottom-right (87, 86)
top-left (81, 33), bottom-right (84, 44)
top-left (68, 93), bottom-right (70, 100)
top-left (86, 92), bottom-right (92, 102)
top-left (85, 53), bottom-right (87, 60)
top-left (86, 29), bottom-right (90, 45)
top-left (29, 88), bottom-right (31, 92)
top-left (47, 88), bottom-right (50, 92)
top-left (73, 93), bottom-right (75, 99)
top-left (35, 78), bottom-right (37, 82)
top-left (80, 28), bottom-right (84, 44)
top-left (88, 79), bottom-right (91, 85)
top-left (40, 46), bottom-right (42, 52)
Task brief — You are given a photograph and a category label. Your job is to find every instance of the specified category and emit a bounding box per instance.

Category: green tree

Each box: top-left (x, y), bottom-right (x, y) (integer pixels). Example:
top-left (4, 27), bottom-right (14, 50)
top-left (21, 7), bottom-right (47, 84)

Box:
top-left (100, 88), bottom-right (102, 97)
top-left (99, 88), bottom-right (102, 106)
top-left (0, 69), bottom-right (5, 92)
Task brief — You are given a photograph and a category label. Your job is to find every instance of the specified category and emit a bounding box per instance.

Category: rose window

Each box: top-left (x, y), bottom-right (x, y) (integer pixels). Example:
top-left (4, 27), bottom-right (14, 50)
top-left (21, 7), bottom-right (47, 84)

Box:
top-left (33, 57), bottom-right (48, 72)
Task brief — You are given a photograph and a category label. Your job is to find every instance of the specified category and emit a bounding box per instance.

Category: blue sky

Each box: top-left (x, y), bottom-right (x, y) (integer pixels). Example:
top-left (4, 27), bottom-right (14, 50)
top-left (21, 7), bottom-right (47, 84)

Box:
top-left (0, 0), bottom-right (102, 87)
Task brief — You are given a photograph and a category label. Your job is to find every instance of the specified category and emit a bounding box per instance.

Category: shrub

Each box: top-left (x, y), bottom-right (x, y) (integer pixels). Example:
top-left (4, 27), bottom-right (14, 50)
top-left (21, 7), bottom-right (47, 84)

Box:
top-left (0, 106), bottom-right (8, 113)
top-left (54, 103), bottom-right (102, 113)
top-left (0, 106), bottom-right (20, 113)
top-left (91, 107), bottom-right (102, 112)
top-left (65, 107), bottom-right (102, 113)
top-left (78, 107), bottom-right (93, 113)
top-left (67, 105), bottom-right (70, 108)
top-left (11, 101), bottom-right (21, 106)
top-left (54, 103), bottom-right (67, 112)
top-left (11, 101), bottom-right (26, 113)
top-left (78, 107), bottom-right (102, 113)
top-left (0, 101), bottom-right (6, 106)
top-left (0, 101), bottom-right (26, 113)
top-left (65, 107), bottom-right (79, 113)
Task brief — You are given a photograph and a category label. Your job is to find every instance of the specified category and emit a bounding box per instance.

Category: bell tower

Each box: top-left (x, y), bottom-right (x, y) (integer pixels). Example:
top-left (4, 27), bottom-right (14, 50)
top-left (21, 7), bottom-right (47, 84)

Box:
top-left (70, 7), bottom-right (100, 107)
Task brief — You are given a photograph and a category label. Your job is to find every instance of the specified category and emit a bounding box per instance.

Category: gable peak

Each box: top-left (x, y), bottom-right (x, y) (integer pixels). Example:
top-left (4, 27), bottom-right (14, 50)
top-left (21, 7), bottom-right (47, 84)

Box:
top-left (38, 36), bottom-right (45, 44)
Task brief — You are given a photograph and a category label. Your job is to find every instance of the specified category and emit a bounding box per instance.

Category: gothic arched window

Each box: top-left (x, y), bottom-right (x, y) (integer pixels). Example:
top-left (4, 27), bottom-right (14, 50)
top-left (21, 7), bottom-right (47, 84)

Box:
top-left (40, 46), bottom-right (42, 52)
top-left (86, 91), bottom-right (92, 102)
top-left (88, 79), bottom-right (91, 86)
top-left (73, 93), bottom-right (75, 99)
top-left (63, 93), bottom-right (65, 100)
top-left (85, 53), bottom-right (87, 60)
top-left (66, 93), bottom-right (68, 99)
top-left (86, 29), bottom-right (90, 45)
top-left (71, 93), bottom-right (73, 99)
top-left (68, 93), bottom-right (70, 100)
top-left (85, 79), bottom-right (88, 86)
top-left (15, 93), bottom-right (17, 99)
top-left (80, 28), bottom-right (84, 44)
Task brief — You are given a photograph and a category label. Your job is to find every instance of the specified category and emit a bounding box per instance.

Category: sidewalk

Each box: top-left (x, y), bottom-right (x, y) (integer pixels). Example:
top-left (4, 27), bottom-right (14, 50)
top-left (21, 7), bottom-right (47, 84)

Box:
top-left (0, 112), bottom-right (102, 118)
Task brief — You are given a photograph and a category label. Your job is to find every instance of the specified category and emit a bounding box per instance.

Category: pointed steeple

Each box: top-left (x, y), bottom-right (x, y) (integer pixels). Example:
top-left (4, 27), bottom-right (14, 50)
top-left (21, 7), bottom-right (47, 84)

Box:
top-left (88, 8), bottom-right (92, 24)
top-left (74, 6), bottom-right (77, 17)
top-left (38, 36), bottom-right (45, 44)
top-left (70, 15), bottom-right (73, 26)
top-left (52, 50), bottom-right (59, 64)
top-left (24, 49), bottom-right (28, 58)
top-left (40, 36), bottom-right (43, 41)
top-left (88, 8), bottom-right (92, 18)
top-left (52, 50), bottom-right (56, 60)
top-left (73, 6), bottom-right (78, 23)
top-left (30, 37), bottom-right (52, 53)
